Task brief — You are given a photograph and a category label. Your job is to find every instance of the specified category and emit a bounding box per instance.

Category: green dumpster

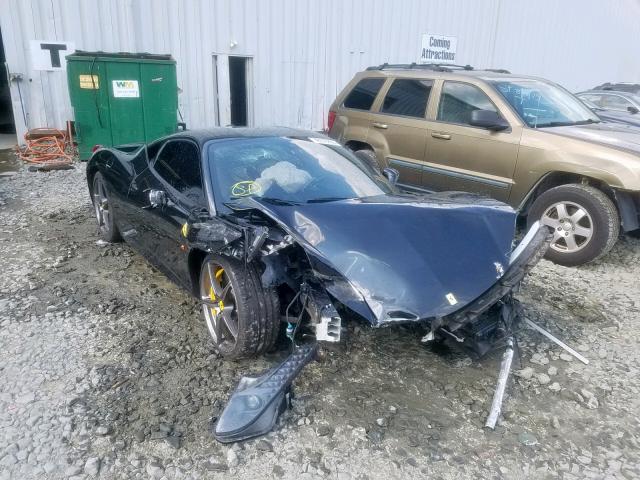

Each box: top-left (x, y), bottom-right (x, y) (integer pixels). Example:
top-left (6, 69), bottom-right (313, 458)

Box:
top-left (66, 51), bottom-right (179, 160)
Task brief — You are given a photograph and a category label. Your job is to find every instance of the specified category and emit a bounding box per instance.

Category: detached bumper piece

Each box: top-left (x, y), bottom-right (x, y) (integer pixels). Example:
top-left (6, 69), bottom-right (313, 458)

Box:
top-left (213, 343), bottom-right (318, 443)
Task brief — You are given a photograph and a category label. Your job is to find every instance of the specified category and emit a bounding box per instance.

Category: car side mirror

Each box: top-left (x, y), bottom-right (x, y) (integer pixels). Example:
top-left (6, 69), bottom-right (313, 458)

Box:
top-left (382, 167), bottom-right (399, 185)
top-left (628, 106), bottom-right (639, 115)
top-left (148, 189), bottom-right (168, 208)
top-left (470, 109), bottom-right (510, 131)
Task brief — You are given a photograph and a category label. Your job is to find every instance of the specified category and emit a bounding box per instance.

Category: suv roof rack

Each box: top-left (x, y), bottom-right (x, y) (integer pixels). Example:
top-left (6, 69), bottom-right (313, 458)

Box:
top-left (483, 68), bottom-right (511, 74)
top-left (365, 63), bottom-right (511, 74)
top-left (366, 63), bottom-right (474, 72)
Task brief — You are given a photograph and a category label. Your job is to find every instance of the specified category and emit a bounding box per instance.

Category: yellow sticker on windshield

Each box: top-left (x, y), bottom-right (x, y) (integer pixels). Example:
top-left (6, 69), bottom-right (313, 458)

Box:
top-left (231, 181), bottom-right (261, 197)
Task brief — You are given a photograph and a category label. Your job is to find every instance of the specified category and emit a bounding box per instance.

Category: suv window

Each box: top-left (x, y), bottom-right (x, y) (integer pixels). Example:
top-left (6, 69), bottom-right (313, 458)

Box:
top-left (343, 78), bottom-right (385, 111)
top-left (438, 81), bottom-right (498, 125)
top-left (381, 79), bottom-right (433, 118)
top-left (154, 140), bottom-right (205, 204)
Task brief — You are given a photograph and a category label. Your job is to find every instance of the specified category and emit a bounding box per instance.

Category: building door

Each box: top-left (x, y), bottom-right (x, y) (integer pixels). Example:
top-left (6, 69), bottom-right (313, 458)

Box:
top-left (0, 26), bottom-right (16, 137)
top-left (213, 55), bottom-right (253, 127)
top-left (229, 56), bottom-right (248, 126)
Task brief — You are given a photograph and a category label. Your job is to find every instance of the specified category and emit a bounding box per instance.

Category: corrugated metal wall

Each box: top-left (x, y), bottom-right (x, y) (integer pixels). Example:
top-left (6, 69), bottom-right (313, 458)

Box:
top-left (2, 0), bottom-right (640, 140)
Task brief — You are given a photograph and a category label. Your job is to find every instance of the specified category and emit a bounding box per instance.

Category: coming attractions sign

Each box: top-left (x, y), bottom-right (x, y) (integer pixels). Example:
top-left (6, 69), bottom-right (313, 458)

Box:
top-left (419, 34), bottom-right (458, 64)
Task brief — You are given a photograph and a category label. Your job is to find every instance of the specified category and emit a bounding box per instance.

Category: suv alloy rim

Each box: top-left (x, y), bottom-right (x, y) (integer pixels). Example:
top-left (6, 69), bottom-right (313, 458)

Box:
top-left (541, 201), bottom-right (594, 253)
top-left (200, 262), bottom-right (239, 349)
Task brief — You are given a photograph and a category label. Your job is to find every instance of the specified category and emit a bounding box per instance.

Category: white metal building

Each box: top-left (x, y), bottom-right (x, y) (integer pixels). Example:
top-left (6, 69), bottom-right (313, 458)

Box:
top-left (1, 0), bottom-right (640, 141)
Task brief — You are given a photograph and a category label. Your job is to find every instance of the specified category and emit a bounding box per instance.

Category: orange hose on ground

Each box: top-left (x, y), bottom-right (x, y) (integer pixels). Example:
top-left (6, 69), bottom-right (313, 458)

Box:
top-left (15, 128), bottom-right (76, 167)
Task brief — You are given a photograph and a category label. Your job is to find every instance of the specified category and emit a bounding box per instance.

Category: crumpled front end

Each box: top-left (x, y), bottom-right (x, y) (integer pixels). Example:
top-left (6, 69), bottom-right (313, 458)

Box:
top-left (254, 193), bottom-right (536, 327)
top-left (213, 194), bottom-right (550, 444)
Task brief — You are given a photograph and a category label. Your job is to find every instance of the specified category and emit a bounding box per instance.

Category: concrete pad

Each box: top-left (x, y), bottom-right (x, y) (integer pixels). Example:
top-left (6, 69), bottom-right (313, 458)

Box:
top-left (0, 133), bottom-right (17, 150)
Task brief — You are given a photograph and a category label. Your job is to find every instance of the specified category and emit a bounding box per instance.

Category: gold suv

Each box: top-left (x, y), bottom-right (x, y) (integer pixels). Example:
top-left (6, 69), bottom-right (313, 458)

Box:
top-left (328, 64), bottom-right (640, 266)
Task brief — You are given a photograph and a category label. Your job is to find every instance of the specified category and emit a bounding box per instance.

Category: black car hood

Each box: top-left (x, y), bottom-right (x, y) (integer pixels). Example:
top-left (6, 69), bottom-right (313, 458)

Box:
top-left (240, 193), bottom-right (517, 326)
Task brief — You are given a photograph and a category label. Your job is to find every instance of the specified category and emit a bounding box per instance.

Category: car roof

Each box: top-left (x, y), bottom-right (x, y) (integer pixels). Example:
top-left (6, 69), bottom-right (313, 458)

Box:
top-left (156, 127), bottom-right (325, 148)
top-left (579, 90), bottom-right (637, 97)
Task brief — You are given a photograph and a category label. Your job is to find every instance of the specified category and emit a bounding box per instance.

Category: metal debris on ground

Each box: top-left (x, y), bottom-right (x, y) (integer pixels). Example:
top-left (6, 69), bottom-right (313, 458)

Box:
top-left (485, 337), bottom-right (515, 429)
top-left (525, 319), bottom-right (589, 364)
top-left (484, 318), bottom-right (591, 429)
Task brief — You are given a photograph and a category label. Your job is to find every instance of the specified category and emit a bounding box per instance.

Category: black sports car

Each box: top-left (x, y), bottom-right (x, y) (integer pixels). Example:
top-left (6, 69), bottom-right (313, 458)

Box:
top-left (88, 127), bottom-right (549, 353)
top-left (87, 128), bottom-right (549, 440)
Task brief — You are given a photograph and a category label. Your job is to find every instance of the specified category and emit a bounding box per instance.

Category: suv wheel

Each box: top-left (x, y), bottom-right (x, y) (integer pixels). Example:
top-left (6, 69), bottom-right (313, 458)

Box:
top-left (354, 149), bottom-right (381, 175)
top-left (527, 184), bottom-right (619, 266)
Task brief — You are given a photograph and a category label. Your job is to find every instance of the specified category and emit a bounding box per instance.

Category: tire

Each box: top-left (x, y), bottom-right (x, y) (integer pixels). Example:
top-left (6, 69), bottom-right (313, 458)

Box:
top-left (199, 254), bottom-right (280, 359)
top-left (527, 184), bottom-right (619, 266)
top-left (354, 149), bottom-right (381, 175)
top-left (92, 172), bottom-right (122, 243)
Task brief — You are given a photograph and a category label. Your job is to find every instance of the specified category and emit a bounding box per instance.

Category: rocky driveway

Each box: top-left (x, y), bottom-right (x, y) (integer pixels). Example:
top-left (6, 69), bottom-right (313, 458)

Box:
top-left (1, 158), bottom-right (639, 479)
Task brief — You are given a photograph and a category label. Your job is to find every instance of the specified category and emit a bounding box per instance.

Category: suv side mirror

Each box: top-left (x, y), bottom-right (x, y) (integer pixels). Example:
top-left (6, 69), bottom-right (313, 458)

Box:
top-left (470, 109), bottom-right (510, 131)
top-left (382, 167), bottom-right (399, 185)
top-left (628, 106), bottom-right (639, 115)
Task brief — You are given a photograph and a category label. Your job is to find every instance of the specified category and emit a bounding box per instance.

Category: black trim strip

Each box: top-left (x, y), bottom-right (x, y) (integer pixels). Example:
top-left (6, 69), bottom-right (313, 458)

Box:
top-left (389, 158), bottom-right (510, 189)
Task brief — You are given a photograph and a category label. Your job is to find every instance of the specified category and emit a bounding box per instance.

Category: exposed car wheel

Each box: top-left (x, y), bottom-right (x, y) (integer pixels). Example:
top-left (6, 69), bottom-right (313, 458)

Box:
top-left (199, 254), bottom-right (280, 359)
top-left (527, 184), bottom-right (619, 266)
top-left (354, 149), bottom-right (381, 175)
top-left (92, 172), bottom-right (122, 243)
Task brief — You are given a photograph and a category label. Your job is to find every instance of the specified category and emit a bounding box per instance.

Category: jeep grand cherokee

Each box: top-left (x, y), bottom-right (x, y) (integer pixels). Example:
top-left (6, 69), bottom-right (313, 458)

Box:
top-left (328, 64), bottom-right (640, 266)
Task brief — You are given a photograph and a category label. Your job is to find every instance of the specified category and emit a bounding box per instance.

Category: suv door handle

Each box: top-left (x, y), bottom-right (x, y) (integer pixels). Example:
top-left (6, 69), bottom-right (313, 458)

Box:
top-left (372, 122), bottom-right (388, 129)
top-left (431, 132), bottom-right (451, 140)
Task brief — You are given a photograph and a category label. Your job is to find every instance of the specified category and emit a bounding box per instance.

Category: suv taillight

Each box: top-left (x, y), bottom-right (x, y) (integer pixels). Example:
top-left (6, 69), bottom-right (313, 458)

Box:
top-left (92, 144), bottom-right (103, 153)
top-left (327, 111), bottom-right (337, 132)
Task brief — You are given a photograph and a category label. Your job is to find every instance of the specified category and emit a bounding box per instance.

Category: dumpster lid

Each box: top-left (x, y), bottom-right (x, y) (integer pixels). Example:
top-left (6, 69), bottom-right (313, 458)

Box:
top-left (68, 50), bottom-right (174, 61)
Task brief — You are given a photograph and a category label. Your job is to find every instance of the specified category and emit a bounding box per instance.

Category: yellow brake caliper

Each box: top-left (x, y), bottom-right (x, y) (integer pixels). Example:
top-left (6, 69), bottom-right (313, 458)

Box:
top-left (209, 268), bottom-right (225, 315)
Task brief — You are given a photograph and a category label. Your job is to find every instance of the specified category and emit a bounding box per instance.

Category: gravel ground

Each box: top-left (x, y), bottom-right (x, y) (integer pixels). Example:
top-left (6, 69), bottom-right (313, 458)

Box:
top-left (1, 155), bottom-right (639, 480)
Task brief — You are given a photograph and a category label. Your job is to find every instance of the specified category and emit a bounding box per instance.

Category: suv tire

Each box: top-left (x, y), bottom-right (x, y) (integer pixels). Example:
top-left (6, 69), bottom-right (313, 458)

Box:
top-left (354, 149), bottom-right (381, 175)
top-left (527, 184), bottom-right (619, 266)
top-left (199, 254), bottom-right (280, 359)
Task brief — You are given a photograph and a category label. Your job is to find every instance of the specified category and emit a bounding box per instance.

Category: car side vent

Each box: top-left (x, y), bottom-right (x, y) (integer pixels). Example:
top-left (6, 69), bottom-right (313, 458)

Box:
top-left (386, 310), bottom-right (419, 320)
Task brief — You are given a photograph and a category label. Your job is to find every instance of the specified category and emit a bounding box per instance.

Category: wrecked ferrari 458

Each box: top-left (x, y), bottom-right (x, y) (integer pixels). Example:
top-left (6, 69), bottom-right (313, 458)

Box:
top-left (87, 127), bottom-right (550, 442)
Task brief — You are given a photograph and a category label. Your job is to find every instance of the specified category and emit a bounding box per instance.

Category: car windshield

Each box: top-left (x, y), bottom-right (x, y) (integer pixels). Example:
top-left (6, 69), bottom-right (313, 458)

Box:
top-left (207, 136), bottom-right (391, 208)
top-left (491, 79), bottom-right (601, 128)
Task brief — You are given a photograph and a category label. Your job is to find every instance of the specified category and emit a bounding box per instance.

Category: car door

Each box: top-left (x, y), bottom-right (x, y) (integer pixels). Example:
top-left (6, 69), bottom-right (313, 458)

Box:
top-left (132, 139), bottom-right (206, 287)
top-left (422, 80), bottom-right (522, 202)
top-left (366, 78), bottom-right (434, 188)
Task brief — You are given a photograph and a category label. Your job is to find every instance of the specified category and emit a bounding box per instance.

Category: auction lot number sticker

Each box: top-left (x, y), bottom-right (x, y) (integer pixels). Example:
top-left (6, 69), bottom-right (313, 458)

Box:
top-left (112, 80), bottom-right (140, 98)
